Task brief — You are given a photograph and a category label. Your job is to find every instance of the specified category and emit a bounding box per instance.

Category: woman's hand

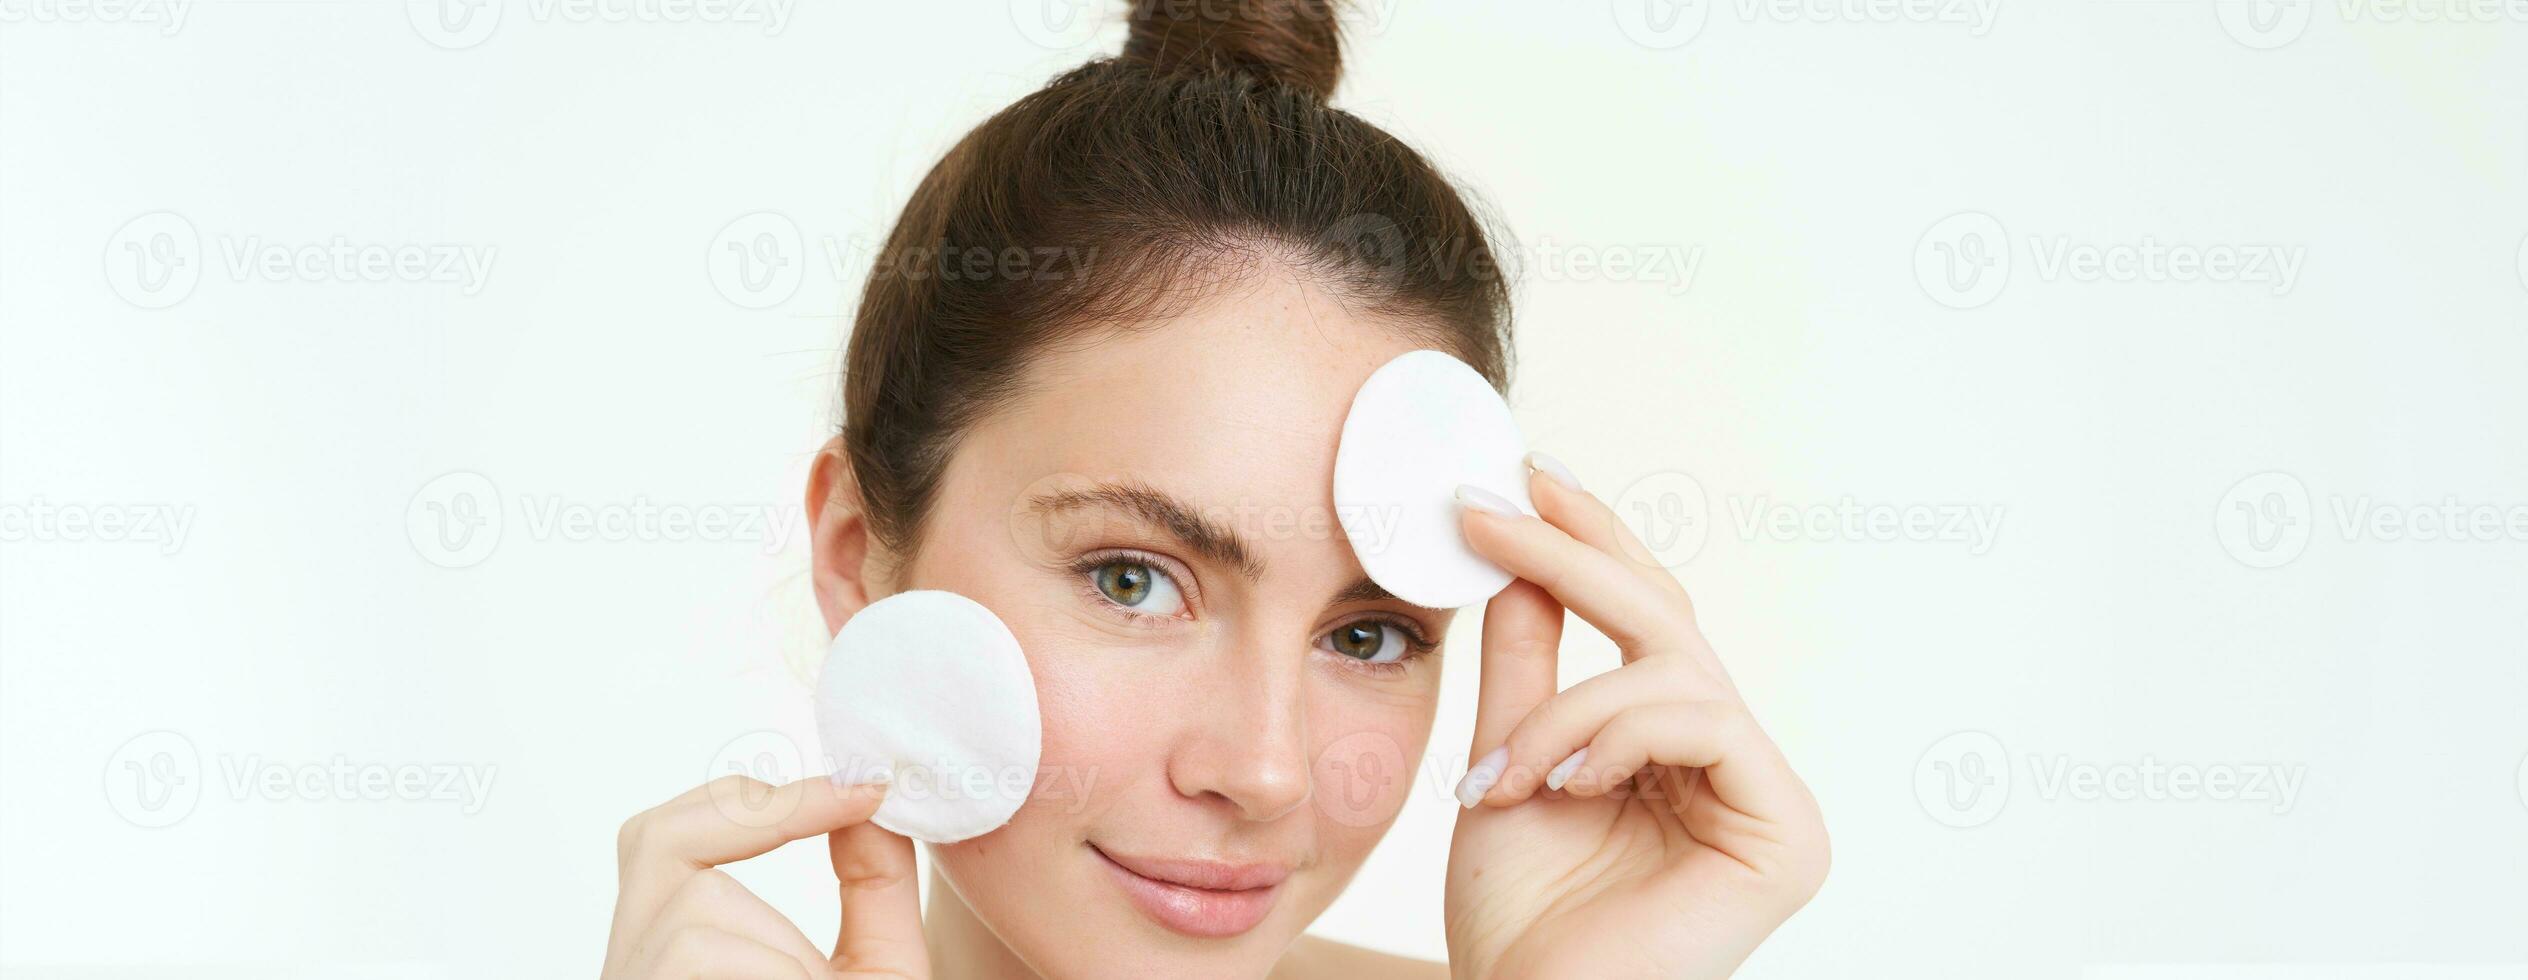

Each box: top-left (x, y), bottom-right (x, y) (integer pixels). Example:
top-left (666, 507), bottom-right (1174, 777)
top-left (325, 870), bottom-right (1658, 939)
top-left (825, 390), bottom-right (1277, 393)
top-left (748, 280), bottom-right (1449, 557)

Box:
top-left (601, 773), bottom-right (927, 979)
top-left (1441, 457), bottom-right (1829, 980)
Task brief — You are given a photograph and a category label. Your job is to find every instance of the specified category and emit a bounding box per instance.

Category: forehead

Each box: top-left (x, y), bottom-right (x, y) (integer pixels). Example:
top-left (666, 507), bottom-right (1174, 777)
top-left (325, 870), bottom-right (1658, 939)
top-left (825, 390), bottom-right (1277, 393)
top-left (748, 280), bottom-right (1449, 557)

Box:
top-left (947, 272), bottom-right (1431, 555)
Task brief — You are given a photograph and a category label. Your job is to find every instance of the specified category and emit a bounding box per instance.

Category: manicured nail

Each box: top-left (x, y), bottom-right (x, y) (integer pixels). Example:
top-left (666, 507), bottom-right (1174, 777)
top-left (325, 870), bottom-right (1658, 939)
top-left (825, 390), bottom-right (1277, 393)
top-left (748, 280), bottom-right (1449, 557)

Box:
top-left (1455, 484), bottom-right (1522, 519)
top-left (1526, 451), bottom-right (1582, 492)
top-left (1545, 748), bottom-right (1589, 791)
top-left (1455, 746), bottom-right (1509, 808)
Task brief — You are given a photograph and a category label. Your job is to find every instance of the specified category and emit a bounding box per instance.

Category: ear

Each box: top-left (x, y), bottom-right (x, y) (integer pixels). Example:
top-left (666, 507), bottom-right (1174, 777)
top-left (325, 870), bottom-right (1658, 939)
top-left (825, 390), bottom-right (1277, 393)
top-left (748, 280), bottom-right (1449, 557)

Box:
top-left (806, 437), bottom-right (889, 635)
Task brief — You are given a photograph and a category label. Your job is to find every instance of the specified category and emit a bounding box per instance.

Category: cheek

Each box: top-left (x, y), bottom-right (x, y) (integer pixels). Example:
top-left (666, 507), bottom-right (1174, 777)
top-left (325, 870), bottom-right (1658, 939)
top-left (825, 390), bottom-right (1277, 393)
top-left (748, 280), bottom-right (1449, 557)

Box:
top-left (1307, 687), bottom-right (1438, 843)
top-left (990, 611), bottom-right (1168, 830)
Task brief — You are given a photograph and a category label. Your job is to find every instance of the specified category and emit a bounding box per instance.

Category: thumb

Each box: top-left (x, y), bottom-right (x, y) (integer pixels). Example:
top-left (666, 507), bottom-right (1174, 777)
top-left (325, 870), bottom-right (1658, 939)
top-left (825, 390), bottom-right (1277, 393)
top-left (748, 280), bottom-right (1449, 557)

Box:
top-left (827, 788), bottom-right (928, 979)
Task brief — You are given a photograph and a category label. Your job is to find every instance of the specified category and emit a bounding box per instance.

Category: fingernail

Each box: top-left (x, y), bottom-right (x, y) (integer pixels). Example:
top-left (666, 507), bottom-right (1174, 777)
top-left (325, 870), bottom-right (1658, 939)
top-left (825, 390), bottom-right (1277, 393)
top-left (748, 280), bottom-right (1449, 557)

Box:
top-left (1545, 748), bottom-right (1589, 791)
top-left (1526, 451), bottom-right (1582, 492)
top-left (1454, 746), bottom-right (1509, 808)
top-left (833, 762), bottom-right (893, 787)
top-left (1455, 484), bottom-right (1522, 519)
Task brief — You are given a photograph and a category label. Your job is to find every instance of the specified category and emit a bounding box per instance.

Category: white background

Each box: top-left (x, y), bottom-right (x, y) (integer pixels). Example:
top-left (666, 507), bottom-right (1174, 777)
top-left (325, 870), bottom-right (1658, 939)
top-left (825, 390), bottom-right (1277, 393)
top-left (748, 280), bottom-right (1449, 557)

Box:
top-left (4, 1), bottom-right (2526, 977)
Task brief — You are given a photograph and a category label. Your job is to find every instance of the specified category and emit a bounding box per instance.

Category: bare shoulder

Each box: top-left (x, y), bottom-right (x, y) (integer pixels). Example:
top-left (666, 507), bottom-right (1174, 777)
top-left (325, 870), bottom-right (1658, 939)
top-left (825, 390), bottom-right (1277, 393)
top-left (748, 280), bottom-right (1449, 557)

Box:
top-left (1275, 935), bottom-right (1449, 980)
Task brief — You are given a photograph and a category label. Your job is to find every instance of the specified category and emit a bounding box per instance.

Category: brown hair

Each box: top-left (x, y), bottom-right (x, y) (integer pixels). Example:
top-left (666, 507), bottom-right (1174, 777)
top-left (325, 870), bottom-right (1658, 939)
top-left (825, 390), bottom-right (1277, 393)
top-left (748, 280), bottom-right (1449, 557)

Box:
top-left (840, 0), bottom-right (1512, 555)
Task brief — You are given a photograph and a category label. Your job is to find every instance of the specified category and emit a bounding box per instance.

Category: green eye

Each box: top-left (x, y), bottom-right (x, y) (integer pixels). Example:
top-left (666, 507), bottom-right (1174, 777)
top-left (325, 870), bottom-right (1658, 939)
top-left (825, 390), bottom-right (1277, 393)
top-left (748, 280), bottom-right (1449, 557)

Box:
top-left (1322, 619), bottom-right (1409, 663)
top-left (1095, 561), bottom-right (1153, 606)
top-left (1331, 622), bottom-right (1383, 659)
top-left (1087, 557), bottom-right (1184, 616)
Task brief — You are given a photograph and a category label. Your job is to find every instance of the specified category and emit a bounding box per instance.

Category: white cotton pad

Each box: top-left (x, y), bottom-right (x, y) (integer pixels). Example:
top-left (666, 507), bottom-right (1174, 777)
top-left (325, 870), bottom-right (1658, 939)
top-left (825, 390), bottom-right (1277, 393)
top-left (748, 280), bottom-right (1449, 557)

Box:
top-left (813, 590), bottom-right (1040, 844)
top-left (1332, 349), bottom-right (1533, 609)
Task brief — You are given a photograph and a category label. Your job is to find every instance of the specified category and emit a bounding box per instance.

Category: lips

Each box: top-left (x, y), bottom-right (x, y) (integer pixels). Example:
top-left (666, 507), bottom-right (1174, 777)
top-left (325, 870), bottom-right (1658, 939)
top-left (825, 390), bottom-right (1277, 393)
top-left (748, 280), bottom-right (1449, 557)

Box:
top-left (1090, 843), bottom-right (1289, 938)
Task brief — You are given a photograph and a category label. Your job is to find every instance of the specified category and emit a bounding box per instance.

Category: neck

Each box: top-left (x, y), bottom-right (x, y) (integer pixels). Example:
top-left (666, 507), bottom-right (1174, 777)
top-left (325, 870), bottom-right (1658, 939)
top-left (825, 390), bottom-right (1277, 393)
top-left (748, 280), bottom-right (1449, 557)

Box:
top-left (923, 864), bottom-right (1041, 980)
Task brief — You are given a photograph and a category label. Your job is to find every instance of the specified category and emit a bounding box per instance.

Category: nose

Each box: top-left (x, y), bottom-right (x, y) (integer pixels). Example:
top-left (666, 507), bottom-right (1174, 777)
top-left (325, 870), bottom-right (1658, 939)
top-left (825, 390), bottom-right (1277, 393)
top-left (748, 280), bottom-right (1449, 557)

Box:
top-left (1167, 638), bottom-right (1313, 823)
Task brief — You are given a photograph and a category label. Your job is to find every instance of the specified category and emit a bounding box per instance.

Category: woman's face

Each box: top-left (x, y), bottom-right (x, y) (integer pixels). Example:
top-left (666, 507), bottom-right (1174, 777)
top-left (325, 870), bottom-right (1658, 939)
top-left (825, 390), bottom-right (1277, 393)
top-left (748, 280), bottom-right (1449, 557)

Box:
top-left (856, 272), bottom-right (1455, 976)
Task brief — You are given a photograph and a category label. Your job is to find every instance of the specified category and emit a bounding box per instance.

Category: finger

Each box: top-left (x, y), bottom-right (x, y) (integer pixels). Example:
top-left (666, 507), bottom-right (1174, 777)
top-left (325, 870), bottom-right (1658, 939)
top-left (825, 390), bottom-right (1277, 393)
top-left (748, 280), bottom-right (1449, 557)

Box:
top-left (1457, 491), bottom-right (1690, 657)
top-left (616, 775), bottom-right (891, 941)
top-left (1556, 701), bottom-right (1813, 827)
top-left (634, 774), bottom-right (890, 871)
top-left (1523, 461), bottom-right (1740, 695)
top-left (640, 869), bottom-right (831, 979)
top-left (1466, 579), bottom-right (1563, 761)
top-left (1524, 453), bottom-right (1680, 595)
top-left (1478, 654), bottom-right (1726, 804)
top-left (633, 925), bottom-right (813, 980)
top-left (828, 818), bottom-right (928, 978)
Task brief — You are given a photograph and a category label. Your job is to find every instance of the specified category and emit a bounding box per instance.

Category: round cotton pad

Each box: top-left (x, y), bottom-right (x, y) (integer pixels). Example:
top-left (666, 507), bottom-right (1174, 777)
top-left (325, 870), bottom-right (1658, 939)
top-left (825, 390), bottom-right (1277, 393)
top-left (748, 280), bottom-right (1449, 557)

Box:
top-left (814, 590), bottom-right (1040, 844)
top-left (1332, 349), bottom-right (1534, 609)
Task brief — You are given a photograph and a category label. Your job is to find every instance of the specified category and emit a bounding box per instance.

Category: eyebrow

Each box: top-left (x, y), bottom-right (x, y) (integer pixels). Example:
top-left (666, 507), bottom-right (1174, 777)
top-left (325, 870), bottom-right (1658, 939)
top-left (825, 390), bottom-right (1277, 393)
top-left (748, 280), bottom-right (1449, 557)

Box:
top-left (1024, 480), bottom-right (1420, 610)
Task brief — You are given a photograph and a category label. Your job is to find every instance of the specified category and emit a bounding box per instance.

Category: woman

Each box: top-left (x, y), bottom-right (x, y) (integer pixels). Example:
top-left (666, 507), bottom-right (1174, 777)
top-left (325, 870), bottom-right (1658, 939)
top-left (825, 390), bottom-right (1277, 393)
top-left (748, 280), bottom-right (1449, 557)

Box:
top-left (601, 2), bottom-right (1828, 976)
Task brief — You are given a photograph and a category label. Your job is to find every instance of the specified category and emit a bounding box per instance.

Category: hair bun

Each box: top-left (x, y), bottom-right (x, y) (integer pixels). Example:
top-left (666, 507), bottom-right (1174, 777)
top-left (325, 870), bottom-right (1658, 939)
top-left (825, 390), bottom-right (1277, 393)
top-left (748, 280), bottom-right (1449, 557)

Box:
top-left (1120, 0), bottom-right (1344, 99)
